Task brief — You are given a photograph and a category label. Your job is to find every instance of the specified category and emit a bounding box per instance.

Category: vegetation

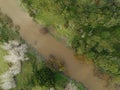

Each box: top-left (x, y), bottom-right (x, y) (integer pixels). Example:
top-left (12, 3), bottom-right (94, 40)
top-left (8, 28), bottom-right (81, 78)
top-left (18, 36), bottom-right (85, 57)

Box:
top-left (0, 10), bottom-right (86, 90)
top-left (21, 0), bottom-right (120, 83)
top-left (35, 67), bottom-right (55, 87)
top-left (12, 49), bottom-right (44, 90)
top-left (0, 10), bottom-right (21, 76)
top-left (0, 11), bottom-right (21, 43)
top-left (0, 47), bottom-right (8, 75)
top-left (13, 48), bottom-right (87, 90)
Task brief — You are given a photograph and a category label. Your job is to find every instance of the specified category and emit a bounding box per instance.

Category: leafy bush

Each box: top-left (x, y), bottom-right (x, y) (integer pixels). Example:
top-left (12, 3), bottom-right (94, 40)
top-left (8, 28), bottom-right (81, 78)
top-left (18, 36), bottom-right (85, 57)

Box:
top-left (35, 67), bottom-right (55, 87)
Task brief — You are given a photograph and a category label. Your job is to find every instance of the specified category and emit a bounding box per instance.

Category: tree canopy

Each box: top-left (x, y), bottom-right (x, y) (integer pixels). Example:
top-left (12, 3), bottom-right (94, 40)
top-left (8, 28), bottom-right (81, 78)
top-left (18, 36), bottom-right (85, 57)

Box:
top-left (35, 67), bottom-right (55, 87)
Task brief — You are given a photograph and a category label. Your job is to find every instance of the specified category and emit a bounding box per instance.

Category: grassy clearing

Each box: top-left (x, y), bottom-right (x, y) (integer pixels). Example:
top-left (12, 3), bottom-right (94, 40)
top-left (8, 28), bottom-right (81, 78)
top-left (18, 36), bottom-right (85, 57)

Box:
top-left (14, 61), bottom-right (33, 90)
top-left (0, 46), bottom-right (8, 75)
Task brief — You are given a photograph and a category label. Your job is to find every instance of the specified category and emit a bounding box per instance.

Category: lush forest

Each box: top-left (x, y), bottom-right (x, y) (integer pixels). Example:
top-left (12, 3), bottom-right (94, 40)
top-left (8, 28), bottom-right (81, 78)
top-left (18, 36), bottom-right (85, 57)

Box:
top-left (21, 0), bottom-right (120, 84)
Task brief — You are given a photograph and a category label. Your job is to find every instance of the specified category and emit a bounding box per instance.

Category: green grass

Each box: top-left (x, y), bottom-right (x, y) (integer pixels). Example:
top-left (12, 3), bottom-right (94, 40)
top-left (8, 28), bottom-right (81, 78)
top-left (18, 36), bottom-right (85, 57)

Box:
top-left (0, 46), bottom-right (9, 75)
top-left (32, 86), bottom-right (48, 90)
top-left (14, 60), bottom-right (33, 90)
top-left (12, 48), bottom-right (44, 90)
top-left (55, 73), bottom-right (87, 90)
top-left (36, 11), bottom-right (65, 26)
top-left (14, 59), bottom-right (44, 90)
top-left (32, 72), bottom-right (87, 90)
top-left (55, 73), bottom-right (69, 88)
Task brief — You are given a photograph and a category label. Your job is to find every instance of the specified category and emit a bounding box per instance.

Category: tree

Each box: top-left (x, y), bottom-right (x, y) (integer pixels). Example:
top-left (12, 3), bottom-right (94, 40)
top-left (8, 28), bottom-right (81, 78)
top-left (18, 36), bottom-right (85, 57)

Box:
top-left (35, 67), bottom-right (55, 87)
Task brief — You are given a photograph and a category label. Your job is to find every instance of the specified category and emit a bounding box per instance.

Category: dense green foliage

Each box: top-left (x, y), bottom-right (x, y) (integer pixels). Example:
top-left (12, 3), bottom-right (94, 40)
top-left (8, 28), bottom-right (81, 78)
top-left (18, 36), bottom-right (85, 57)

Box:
top-left (22, 0), bottom-right (120, 77)
top-left (36, 67), bottom-right (55, 87)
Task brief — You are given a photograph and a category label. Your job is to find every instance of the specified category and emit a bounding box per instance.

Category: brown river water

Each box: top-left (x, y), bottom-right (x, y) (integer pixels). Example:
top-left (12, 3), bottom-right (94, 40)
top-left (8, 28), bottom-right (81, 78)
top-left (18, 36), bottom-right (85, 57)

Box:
top-left (0, 0), bottom-right (116, 90)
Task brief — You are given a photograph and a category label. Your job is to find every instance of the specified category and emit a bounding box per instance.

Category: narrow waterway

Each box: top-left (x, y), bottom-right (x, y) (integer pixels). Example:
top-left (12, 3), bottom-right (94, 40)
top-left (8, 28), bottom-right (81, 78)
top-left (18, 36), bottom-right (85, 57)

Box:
top-left (0, 0), bottom-right (116, 90)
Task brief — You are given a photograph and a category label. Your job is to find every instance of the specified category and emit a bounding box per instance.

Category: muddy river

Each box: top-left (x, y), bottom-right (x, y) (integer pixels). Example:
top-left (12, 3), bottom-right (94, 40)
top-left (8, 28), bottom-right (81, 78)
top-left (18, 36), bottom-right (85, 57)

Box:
top-left (0, 0), bottom-right (116, 90)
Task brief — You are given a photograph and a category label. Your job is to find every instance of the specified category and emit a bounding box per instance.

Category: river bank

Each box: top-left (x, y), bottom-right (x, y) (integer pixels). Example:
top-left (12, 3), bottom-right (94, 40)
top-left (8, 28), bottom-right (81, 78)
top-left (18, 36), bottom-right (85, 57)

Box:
top-left (0, 0), bottom-right (116, 90)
